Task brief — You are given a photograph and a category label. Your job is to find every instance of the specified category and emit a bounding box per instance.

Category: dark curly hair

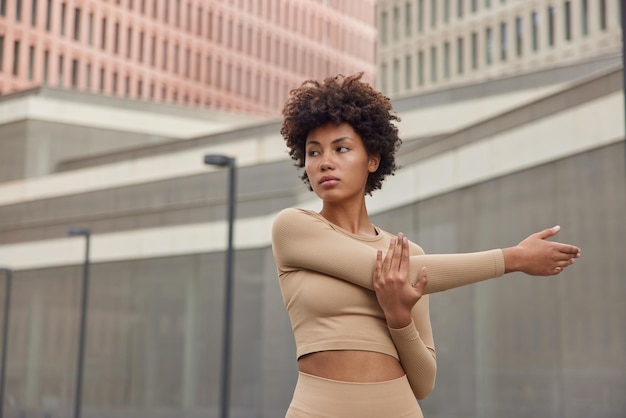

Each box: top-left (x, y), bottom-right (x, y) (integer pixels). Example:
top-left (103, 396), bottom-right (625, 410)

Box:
top-left (280, 73), bottom-right (402, 195)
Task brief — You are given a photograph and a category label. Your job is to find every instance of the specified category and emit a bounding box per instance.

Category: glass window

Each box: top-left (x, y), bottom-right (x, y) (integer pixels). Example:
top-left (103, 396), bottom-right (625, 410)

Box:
top-left (393, 7), bottom-right (399, 40)
top-left (43, 50), bottom-right (49, 84)
top-left (71, 58), bottom-right (78, 88)
top-left (430, 45), bottom-right (437, 82)
top-left (431, 0), bottom-right (437, 28)
top-left (380, 11), bottom-right (388, 45)
top-left (599, 0), bottom-right (607, 30)
top-left (12, 40), bottom-right (20, 76)
top-left (418, 0), bottom-right (424, 32)
top-left (405, 54), bottom-right (412, 89)
top-left (516, 16), bottom-right (523, 56)
top-left (532, 11), bottom-right (539, 51)
top-left (457, 36), bottom-right (464, 74)
top-left (0, 0), bottom-right (5, 16)
top-left (581, 0), bottom-right (589, 35)
top-left (60, 3), bottom-right (67, 35)
top-left (471, 32), bottom-right (478, 69)
top-left (417, 50), bottom-right (424, 85)
top-left (548, 6), bottom-right (555, 46)
top-left (73, 8), bottom-right (81, 41)
top-left (0, 36), bottom-right (3, 72)
top-left (500, 21), bottom-right (507, 61)
top-left (16, 0), bottom-right (22, 21)
top-left (564, 1), bottom-right (571, 40)
top-left (46, 0), bottom-right (52, 31)
top-left (28, 45), bottom-right (34, 80)
top-left (405, 2), bottom-right (412, 37)
top-left (444, 41), bottom-right (450, 78)
top-left (393, 58), bottom-right (399, 93)
top-left (58, 54), bottom-right (64, 86)
top-left (31, 0), bottom-right (37, 26)
top-left (485, 27), bottom-right (492, 65)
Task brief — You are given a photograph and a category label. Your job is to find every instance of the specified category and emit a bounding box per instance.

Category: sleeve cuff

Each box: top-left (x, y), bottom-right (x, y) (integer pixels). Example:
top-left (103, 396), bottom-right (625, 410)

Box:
top-left (388, 319), bottom-right (419, 341)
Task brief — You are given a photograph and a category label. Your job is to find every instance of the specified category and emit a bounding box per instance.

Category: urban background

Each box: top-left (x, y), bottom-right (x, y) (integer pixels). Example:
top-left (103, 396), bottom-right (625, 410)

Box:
top-left (0, 0), bottom-right (624, 417)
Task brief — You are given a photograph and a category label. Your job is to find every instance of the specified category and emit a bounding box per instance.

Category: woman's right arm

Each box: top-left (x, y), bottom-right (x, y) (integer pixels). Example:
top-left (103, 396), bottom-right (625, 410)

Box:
top-left (272, 208), bottom-right (580, 294)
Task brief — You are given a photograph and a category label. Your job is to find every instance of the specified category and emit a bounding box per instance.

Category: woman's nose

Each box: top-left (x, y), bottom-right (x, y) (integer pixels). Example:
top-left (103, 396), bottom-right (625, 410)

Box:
top-left (320, 154), bottom-right (334, 171)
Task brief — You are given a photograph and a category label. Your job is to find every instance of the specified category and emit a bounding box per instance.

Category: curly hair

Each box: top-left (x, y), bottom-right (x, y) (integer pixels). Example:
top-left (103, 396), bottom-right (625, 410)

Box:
top-left (280, 73), bottom-right (402, 195)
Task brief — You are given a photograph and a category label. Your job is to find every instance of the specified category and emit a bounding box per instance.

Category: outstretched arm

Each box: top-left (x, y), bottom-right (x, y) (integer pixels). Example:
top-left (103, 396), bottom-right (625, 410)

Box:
top-left (272, 208), bottom-right (580, 294)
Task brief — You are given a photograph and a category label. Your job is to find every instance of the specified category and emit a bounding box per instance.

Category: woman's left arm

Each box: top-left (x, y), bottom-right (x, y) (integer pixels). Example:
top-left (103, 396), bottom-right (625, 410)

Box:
top-left (388, 295), bottom-right (437, 400)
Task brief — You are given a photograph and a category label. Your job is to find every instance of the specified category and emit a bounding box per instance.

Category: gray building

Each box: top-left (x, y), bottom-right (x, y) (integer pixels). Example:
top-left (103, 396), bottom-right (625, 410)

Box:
top-left (0, 55), bottom-right (625, 418)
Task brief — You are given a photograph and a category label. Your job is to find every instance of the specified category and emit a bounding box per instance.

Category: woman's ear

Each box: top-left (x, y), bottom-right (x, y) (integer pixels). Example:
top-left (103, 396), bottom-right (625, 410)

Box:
top-left (368, 153), bottom-right (381, 173)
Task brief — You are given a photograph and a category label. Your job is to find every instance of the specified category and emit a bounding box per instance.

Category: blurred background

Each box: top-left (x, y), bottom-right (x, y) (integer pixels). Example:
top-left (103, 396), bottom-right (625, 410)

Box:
top-left (0, 0), bottom-right (624, 417)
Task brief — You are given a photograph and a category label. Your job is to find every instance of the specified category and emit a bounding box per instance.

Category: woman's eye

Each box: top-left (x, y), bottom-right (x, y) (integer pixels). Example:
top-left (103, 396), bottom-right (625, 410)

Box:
top-left (337, 146), bottom-right (349, 152)
top-left (307, 150), bottom-right (319, 157)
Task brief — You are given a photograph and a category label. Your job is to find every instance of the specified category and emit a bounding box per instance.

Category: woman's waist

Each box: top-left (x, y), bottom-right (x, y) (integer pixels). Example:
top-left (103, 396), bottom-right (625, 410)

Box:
top-left (298, 349), bottom-right (405, 383)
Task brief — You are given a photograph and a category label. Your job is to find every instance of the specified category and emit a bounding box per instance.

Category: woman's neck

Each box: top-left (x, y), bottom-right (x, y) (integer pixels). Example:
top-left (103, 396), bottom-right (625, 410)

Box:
top-left (319, 201), bottom-right (376, 237)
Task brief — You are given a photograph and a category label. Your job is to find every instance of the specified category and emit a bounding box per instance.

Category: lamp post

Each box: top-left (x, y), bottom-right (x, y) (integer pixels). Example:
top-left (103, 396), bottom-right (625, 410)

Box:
top-left (67, 227), bottom-right (91, 418)
top-left (0, 267), bottom-right (11, 418)
top-left (203, 154), bottom-right (236, 418)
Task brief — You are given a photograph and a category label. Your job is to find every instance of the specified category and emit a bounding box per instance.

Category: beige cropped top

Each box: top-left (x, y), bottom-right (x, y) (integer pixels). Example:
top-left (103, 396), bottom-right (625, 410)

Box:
top-left (271, 208), bottom-right (505, 399)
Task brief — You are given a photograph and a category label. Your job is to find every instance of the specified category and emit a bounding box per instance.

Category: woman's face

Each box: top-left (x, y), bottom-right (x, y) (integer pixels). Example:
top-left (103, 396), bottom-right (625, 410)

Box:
top-left (304, 122), bottom-right (379, 203)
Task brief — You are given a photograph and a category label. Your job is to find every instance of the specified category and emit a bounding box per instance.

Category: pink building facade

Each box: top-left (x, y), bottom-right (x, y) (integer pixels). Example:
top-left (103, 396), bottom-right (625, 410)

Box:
top-left (0, 0), bottom-right (376, 116)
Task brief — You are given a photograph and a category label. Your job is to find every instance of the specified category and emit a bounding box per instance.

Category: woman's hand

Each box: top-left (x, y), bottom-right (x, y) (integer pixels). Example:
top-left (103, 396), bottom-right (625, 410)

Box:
top-left (374, 233), bottom-right (428, 329)
top-left (503, 226), bottom-right (581, 275)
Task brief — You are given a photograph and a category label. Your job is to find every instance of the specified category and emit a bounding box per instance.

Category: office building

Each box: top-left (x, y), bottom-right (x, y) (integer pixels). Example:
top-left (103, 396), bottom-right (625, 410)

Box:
top-left (376, 0), bottom-right (622, 97)
top-left (0, 0), bottom-right (376, 116)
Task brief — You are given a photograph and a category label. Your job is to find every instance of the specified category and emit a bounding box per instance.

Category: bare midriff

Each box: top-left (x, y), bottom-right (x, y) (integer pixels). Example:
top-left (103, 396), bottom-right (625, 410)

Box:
top-left (298, 350), bottom-right (405, 382)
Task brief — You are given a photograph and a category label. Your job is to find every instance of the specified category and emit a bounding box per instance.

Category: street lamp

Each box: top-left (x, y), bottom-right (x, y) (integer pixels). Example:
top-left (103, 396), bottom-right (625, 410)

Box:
top-left (0, 267), bottom-right (12, 418)
top-left (67, 227), bottom-right (91, 418)
top-left (203, 154), bottom-right (236, 418)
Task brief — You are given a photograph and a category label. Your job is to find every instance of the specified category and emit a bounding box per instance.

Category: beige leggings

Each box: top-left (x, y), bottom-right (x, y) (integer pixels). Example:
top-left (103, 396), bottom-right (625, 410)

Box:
top-left (285, 372), bottom-right (424, 418)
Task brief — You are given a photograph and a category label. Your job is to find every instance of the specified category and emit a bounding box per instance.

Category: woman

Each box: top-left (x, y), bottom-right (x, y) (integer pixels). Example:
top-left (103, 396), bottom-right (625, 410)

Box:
top-left (271, 73), bottom-right (580, 418)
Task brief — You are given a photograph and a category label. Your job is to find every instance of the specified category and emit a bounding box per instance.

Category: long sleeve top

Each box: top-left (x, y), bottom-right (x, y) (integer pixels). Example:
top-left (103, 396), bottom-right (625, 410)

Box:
top-left (271, 207), bottom-right (505, 399)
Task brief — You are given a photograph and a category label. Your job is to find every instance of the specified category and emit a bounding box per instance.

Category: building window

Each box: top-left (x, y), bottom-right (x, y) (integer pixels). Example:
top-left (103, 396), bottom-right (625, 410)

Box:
top-left (532, 11), bottom-right (539, 51)
top-left (405, 54), bottom-right (412, 89)
top-left (485, 0), bottom-right (491, 7)
top-left (151, 35), bottom-right (156, 65)
top-left (500, 22), bottom-right (507, 61)
top-left (564, 1), bottom-right (571, 40)
top-left (73, 8), bottom-right (81, 41)
top-left (472, 0), bottom-right (478, 12)
top-left (431, 0), bottom-right (437, 28)
top-left (417, 49), bottom-right (424, 85)
top-left (139, 32), bottom-right (144, 62)
top-left (581, 0), bottom-right (589, 35)
top-left (457, 0), bottom-right (464, 18)
top-left (381, 11), bottom-right (388, 45)
top-left (114, 22), bottom-right (120, 54)
top-left (393, 7), bottom-right (400, 41)
top-left (0, 36), bottom-right (3, 72)
top-left (485, 27), bottom-right (492, 65)
top-left (381, 62), bottom-right (388, 93)
top-left (162, 41), bottom-right (168, 70)
top-left (60, 3), bottom-right (67, 36)
top-left (88, 13), bottom-right (93, 45)
top-left (392, 58), bottom-right (399, 93)
top-left (31, 0), bottom-right (37, 26)
top-left (58, 54), bottom-right (64, 86)
top-left (86, 63), bottom-right (91, 90)
top-left (46, 0), bottom-right (52, 31)
top-left (548, 6), bottom-right (555, 46)
top-left (443, 41), bottom-right (450, 78)
top-left (471, 32), bottom-right (478, 69)
top-left (405, 2), bottom-right (412, 37)
top-left (71, 58), bottom-right (78, 88)
top-left (127, 27), bottom-right (132, 58)
top-left (112, 71), bottom-right (118, 93)
top-left (444, 0), bottom-right (450, 23)
top-left (457, 36), bottom-right (464, 74)
top-left (99, 67), bottom-right (105, 91)
top-left (599, 0), bottom-right (607, 30)
top-left (43, 50), bottom-right (49, 84)
top-left (516, 17), bottom-right (523, 56)
top-left (12, 41), bottom-right (20, 76)
top-left (0, 0), bottom-right (5, 16)
top-left (430, 45), bottom-right (437, 82)
top-left (28, 45), bottom-right (34, 80)
top-left (101, 18), bottom-right (107, 50)
top-left (16, 0), bottom-right (22, 21)
top-left (418, 0), bottom-right (424, 32)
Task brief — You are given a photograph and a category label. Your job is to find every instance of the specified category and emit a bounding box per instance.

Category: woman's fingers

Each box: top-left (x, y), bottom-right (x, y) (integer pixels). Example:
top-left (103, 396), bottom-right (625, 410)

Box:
top-left (414, 266), bottom-right (428, 295)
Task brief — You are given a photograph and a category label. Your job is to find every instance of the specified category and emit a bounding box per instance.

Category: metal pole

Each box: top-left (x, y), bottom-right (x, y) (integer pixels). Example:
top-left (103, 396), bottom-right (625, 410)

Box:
top-left (0, 268), bottom-right (12, 418)
top-left (203, 155), bottom-right (236, 418)
top-left (68, 228), bottom-right (91, 418)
